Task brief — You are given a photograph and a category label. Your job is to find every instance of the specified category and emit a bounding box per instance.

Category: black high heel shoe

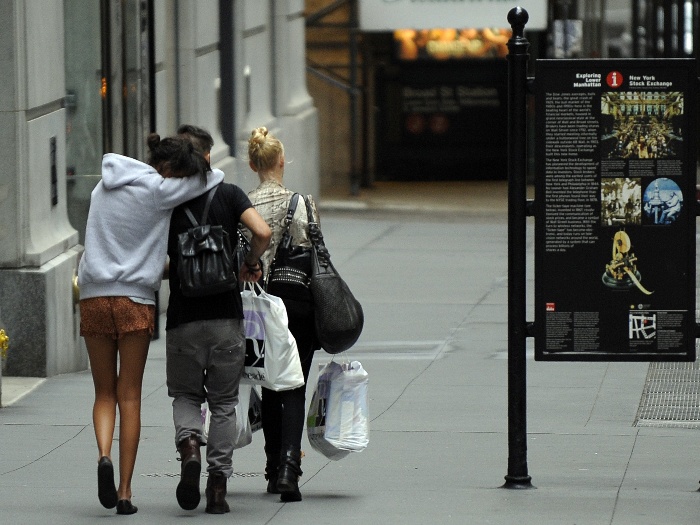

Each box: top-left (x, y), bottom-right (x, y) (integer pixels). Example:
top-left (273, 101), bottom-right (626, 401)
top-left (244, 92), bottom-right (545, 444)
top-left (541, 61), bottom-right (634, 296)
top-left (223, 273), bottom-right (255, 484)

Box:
top-left (97, 457), bottom-right (118, 509)
top-left (116, 499), bottom-right (138, 515)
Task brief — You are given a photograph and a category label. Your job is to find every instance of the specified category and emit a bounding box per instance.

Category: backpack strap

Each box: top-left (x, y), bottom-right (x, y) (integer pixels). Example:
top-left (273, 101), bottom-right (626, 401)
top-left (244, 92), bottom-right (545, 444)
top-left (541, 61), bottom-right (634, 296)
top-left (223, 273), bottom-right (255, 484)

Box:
top-left (183, 185), bottom-right (219, 227)
top-left (200, 185), bottom-right (218, 223)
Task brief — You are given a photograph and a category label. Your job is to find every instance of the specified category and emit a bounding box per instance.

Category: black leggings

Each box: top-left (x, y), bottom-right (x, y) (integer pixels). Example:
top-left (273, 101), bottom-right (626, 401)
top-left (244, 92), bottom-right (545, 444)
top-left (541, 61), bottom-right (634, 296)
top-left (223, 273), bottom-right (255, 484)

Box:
top-left (261, 312), bottom-right (316, 454)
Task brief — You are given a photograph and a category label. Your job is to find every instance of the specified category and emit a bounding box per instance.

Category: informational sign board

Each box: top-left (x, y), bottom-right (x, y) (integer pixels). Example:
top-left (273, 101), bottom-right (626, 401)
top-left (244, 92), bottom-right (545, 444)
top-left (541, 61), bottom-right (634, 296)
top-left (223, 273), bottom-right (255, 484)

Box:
top-left (534, 59), bottom-right (697, 361)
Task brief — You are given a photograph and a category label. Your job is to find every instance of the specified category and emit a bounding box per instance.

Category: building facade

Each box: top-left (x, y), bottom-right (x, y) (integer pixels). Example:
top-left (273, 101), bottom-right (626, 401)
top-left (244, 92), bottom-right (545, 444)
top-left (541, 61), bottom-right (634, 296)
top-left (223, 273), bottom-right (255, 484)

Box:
top-left (0, 0), bottom-right (318, 392)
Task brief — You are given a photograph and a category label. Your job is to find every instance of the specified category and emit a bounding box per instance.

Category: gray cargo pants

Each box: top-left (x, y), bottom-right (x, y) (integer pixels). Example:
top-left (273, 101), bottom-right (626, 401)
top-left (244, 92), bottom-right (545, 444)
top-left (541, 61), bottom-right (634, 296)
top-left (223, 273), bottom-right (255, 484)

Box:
top-left (166, 318), bottom-right (245, 477)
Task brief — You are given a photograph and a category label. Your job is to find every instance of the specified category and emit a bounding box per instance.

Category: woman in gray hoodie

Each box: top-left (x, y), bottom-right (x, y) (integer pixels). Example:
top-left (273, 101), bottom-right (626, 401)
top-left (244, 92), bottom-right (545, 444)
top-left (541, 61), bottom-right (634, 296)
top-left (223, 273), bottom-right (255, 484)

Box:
top-left (77, 134), bottom-right (223, 515)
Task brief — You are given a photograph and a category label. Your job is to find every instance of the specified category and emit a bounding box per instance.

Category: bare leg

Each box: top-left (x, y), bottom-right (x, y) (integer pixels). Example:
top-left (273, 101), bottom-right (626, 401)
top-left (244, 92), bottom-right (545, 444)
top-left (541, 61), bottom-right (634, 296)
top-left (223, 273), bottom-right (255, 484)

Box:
top-left (115, 332), bottom-right (150, 501)
top-left (85, 336), bottom-right (119, 460)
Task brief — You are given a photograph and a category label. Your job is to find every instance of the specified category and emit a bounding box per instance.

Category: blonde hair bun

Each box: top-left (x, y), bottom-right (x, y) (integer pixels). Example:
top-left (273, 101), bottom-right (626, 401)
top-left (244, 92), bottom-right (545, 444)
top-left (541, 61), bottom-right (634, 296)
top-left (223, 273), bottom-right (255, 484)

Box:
top-left (248, 126), bottom-right (284, 172)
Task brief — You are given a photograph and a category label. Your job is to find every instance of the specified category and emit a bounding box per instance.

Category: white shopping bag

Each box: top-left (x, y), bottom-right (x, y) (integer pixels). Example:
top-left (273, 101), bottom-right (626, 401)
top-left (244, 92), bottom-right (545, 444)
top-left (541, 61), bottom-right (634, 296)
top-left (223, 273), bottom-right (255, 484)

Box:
top-left (202, 383), bottom-right (262, 449)
top-left (307, 360), bottom-right (369, 460)
top-left (241, 283), bottom-right (305, 391)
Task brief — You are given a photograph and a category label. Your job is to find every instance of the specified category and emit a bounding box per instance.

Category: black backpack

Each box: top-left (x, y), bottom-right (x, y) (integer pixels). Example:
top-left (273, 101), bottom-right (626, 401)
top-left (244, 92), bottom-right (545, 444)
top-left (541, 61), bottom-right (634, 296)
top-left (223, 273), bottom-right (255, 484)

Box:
top-left (176, 186), bottom-right (238, 297)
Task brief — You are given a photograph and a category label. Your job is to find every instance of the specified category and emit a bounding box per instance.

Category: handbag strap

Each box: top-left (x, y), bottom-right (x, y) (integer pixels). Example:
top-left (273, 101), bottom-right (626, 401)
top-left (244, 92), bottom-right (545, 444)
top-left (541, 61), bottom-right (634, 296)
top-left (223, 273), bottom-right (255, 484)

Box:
top-left (267, 193), bottom-right (301, 281)
top-left (284, 193), bottom-right (300, 228)
top-left (183, 185), bottom-right (219, 228)
top-left (303, 195), bottom-right (330, 265)
top-left (303, 195), bottom-right (313, 223)
top-left (277, 193), bottom-right (300, 250)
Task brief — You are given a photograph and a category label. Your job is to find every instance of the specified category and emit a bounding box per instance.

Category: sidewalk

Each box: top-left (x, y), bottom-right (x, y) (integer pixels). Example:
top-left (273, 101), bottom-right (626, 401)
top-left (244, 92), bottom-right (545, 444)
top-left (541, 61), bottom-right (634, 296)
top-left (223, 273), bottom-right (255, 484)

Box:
top-left (319, 179), bottom-right (514, 215)
top-left (1, 181), bottom-right (699, 524)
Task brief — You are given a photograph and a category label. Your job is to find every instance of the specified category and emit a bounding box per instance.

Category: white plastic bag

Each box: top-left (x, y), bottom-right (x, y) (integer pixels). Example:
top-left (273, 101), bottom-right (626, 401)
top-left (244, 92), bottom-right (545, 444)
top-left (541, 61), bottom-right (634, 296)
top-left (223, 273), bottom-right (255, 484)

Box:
top-left (307, 360), bottom-right (369, 460)
top-left (247, 384), bottom-right (263, 433)
top-left (241, 283), bottom-right (305, 391)
top-left (202, 383), bottom-right (262, 450)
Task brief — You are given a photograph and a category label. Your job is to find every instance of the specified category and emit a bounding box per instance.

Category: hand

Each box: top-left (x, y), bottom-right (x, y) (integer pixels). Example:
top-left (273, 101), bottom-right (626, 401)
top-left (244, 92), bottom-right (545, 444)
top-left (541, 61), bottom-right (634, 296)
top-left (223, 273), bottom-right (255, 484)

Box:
top-left (240, 260), bottom-right (262, 282)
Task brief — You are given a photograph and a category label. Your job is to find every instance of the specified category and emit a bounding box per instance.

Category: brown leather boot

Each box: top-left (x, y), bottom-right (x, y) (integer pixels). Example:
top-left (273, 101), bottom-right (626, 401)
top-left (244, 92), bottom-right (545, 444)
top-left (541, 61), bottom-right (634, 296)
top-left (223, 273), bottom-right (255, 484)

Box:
top-left (205, 472), bottom-right (230, 514)
top-left (176, 434), bottom-right (201, 510)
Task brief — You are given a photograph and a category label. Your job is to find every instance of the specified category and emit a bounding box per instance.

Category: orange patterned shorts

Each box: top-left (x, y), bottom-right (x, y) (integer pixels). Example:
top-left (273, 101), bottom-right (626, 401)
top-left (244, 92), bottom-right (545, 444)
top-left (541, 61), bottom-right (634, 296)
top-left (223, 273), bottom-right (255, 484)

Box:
top-left (80, 297), bottom-right (155, 339)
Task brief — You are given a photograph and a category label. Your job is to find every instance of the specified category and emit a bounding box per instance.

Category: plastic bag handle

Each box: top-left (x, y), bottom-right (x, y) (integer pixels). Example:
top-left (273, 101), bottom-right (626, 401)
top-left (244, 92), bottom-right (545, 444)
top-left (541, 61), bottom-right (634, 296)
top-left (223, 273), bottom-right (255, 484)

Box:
top-left (243, 281), bottom-right (265, 294)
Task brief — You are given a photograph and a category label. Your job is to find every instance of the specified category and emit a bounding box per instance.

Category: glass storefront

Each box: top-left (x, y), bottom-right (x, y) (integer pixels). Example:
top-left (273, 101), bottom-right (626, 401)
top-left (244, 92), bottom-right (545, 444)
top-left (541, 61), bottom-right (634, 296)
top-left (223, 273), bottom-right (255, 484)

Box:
top-left (64, 0), bottom-right (104, 244)
top-left (64, 0), bottom-right (150, 244)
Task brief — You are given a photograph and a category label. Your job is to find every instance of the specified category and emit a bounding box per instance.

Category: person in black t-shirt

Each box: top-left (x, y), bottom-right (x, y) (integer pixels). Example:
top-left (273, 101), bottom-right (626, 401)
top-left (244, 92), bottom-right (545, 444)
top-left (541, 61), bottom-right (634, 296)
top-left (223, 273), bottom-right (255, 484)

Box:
top-left (165, 125), bottom-right (271, 514)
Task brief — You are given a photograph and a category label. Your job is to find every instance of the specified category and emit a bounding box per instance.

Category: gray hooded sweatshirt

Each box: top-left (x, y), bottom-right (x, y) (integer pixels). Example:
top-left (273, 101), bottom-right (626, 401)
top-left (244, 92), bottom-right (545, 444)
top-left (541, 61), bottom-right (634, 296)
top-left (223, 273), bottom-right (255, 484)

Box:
top-left (78, 153), bottom-right (224, 301)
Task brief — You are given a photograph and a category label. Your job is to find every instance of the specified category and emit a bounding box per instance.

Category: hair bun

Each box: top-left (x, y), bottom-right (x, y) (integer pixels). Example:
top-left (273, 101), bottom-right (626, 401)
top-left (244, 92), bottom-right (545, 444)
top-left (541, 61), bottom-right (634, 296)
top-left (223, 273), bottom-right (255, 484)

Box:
top-left (247, 126), bottom-right (283, 172)
top-left (250, 127), bottom-right (269, 147)
top-left (146, 133), bottom-right (161, 151)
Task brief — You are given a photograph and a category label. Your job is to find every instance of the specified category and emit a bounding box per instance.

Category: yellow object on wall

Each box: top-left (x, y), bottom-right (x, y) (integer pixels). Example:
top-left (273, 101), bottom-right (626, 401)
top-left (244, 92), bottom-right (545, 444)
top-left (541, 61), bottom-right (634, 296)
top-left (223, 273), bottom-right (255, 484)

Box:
top-left (0, 329), bottom-right (9, 359)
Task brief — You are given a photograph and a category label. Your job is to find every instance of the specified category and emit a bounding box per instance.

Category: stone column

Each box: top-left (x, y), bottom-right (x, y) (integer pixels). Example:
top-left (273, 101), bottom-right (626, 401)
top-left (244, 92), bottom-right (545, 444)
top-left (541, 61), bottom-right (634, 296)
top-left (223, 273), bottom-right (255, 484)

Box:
top-left (0, 1), bottom-right (85, 379)
top-left (232, 0), bottom-right (319, 195)
top-left (229, 0), bottom-right (277, 192)
top-left (271, 0), bottom-right (319, 198)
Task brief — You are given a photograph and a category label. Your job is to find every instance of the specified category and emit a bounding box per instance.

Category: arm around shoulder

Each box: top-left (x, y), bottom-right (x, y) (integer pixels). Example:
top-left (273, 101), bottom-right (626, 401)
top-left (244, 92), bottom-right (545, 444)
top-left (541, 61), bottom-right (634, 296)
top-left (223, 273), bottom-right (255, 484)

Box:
top-left (154, 168), bottom-right (225, 209)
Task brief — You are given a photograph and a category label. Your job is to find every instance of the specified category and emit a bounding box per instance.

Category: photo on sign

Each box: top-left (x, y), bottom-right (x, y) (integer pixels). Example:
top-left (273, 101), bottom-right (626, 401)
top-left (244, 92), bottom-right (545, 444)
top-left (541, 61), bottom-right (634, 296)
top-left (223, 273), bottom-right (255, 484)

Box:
top-left (601, 229), bottom-right (653, 295)
top-left (642, 177), bottom-right (683, 225)
top-left (600, 177), bottom-right (641, 226)
top-left (600, 91), bottom-right (684, 159)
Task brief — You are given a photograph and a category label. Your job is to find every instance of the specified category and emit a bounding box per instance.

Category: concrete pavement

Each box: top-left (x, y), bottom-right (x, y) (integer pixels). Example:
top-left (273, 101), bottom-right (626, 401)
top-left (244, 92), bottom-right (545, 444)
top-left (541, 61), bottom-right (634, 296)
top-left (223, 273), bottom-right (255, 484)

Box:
top-left (1, 181), bottom-right (700, 524)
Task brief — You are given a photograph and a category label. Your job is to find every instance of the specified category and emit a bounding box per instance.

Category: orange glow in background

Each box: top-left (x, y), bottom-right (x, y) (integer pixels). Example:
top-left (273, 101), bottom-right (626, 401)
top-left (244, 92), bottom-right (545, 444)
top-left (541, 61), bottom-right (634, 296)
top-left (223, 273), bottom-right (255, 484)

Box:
top-left (394, 28), bottom-right (511, 60)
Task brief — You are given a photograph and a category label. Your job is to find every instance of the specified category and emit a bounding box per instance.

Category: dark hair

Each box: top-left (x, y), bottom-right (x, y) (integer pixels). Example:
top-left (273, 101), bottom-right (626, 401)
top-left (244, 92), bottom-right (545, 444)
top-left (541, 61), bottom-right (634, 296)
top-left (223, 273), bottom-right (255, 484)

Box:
top-left (177, 124), bottom-right (214, 155)
top-left (146, 133), bottom-right (210, 182)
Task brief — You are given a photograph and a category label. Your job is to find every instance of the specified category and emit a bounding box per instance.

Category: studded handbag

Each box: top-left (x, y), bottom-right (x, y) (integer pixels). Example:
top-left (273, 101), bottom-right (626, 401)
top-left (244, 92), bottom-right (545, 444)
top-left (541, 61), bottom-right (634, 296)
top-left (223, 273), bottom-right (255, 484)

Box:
top-left (265, 193), bottom-right (313, 313)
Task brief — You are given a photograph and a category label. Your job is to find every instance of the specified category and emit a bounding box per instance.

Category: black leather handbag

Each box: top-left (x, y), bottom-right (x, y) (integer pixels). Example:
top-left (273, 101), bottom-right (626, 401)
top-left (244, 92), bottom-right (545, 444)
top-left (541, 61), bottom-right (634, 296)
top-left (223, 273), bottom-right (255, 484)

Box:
top-left (265, 193), bottom-right (313, 313)
top-left (177, 186), bottom-right (238, 297)
top-left (304, 196), bottom-right (364, 354)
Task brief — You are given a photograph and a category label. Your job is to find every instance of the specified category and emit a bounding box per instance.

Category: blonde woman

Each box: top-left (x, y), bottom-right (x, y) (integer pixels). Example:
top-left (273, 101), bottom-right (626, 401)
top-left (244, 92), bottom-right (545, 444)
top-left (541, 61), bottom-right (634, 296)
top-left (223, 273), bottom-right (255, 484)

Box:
top-left (244, 126), bottom-right (320, 502)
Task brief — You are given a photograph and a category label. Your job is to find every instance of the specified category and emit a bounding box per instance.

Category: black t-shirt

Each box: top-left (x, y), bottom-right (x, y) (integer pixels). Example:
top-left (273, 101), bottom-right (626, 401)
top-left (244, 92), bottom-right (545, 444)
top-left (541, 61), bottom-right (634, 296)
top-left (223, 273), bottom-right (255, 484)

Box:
top-left (166, 182), bottom-right (252, 330)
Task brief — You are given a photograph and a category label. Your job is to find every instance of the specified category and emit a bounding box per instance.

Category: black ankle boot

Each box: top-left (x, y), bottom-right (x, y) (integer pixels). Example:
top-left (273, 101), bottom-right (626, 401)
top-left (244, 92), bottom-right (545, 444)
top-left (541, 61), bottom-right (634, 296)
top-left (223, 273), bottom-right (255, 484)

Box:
top-left (176, 434), bottom-right (201, 510)
top-left (276, 448), bottom-right (302, 502)
top-left (205, 472), bottom-right (230, 514)
top-left (264, 448), bottom-right (280, 494)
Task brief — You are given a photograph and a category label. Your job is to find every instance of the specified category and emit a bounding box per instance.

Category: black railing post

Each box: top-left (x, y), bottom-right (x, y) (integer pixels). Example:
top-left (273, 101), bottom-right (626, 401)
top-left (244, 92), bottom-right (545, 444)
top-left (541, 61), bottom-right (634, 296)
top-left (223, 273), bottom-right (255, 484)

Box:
top-left (503, 6), bottom-right (534, 490)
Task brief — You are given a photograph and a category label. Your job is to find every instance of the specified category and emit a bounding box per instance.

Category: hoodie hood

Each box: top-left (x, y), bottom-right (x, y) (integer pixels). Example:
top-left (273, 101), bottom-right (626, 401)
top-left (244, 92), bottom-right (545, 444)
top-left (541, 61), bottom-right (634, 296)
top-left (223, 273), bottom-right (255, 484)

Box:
top-left (101, 153), bottom-right (155, 190)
